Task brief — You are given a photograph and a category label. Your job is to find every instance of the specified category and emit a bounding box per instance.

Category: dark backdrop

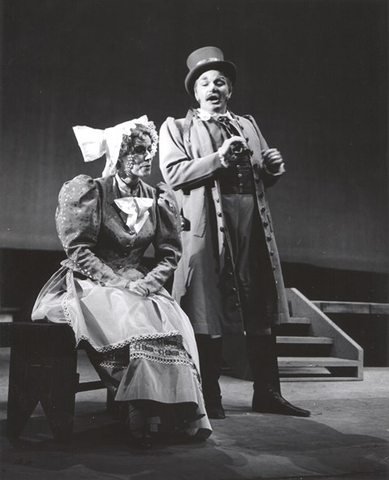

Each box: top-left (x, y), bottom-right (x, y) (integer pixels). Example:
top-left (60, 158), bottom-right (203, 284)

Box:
top-left (1, 0), bottom-right (388, 365)
top-left (1, 0), bottom-right (388, 274)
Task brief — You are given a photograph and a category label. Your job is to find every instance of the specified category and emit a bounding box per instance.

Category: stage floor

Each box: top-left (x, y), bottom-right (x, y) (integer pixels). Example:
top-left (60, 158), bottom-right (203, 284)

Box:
top-left (0, 348), bottom-right (388, 480)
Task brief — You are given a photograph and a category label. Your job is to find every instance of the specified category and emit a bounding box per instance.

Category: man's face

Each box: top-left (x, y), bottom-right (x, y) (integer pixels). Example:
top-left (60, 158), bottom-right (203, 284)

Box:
top-left (194, 70), bottom-right (231, 114)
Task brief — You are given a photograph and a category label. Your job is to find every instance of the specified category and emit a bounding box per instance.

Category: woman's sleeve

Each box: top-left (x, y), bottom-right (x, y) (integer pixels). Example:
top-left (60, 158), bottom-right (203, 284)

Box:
top-left (56, 175), bottom-right (128, 288)
top-left (159, 117), bottom-right (224, 191)
top-left (133, 183), bottom-right (182, 295)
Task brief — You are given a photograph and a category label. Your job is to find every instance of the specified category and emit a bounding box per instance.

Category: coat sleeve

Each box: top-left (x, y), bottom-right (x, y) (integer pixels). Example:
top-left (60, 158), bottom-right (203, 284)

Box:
top-left (243, 115), bottom-right (284, 189)
top-left (159, 117), bottom-right (224, 191)
top-left (131, 183), bottom-right (182, 295)
top-left (56, 175), bottom-right (128, 288)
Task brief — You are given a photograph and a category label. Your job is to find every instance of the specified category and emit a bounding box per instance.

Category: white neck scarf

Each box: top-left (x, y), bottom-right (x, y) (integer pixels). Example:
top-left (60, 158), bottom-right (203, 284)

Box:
top-left (196, 108), bottom-right (232, 121)
top-left (114, 197), bottom-right (154, 233)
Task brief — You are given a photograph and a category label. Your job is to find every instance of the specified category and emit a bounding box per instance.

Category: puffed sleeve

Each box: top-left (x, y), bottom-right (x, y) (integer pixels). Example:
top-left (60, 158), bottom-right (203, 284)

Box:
top-left (56, 175), bottom-right (128, 288)
top-left (159, 117), bottom-right (224, 191)
top-left (131, 182), bottom-right (182, 295)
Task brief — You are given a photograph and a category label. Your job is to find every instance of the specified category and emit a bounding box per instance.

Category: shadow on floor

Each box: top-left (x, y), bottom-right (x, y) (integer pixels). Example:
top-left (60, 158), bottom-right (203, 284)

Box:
top-left (1, 399), bottom-right (388, 480)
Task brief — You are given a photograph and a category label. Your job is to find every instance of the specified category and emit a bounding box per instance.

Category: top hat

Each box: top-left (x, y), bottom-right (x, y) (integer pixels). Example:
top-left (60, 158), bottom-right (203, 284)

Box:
top-left (185, 46), bottom-right (236, 97)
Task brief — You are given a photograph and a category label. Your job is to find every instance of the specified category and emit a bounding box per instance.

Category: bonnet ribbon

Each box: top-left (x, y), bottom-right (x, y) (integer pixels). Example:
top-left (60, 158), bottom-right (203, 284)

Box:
top-left (72, 115), bottom-right (151, 177)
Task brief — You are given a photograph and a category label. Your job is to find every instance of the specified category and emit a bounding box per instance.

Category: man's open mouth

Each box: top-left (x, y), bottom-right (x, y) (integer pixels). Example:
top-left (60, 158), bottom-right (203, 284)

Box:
top-left (207, 94), bottom-right (220, 102)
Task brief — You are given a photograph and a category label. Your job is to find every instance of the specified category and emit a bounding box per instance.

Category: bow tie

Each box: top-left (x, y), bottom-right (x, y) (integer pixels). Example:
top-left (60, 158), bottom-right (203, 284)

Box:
top-left (114, 197), bottom-right (153, 233)
top-left (217, 114), bottom-right (231, 124)
top-left (216, 115), bottom-right (240, 136)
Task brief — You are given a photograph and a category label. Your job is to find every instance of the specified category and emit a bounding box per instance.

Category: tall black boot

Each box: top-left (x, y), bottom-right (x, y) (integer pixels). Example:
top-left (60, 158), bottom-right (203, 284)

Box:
top-left (246, 334), bottom-right (310, 417)
top-left (196, 335), bottom-right (226, 419)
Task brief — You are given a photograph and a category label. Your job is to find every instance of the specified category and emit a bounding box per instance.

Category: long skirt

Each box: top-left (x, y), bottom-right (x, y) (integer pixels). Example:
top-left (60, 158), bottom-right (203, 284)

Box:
top-left (32, 266), bottom-right (212, 440)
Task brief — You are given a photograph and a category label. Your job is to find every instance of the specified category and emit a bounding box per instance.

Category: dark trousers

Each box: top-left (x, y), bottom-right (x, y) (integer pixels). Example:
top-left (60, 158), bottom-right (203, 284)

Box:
top-left (195, 335), bottom-right (224, 409)
top-left (196, 333), bottom-right (280, 408)
top-left (245, 334), bottom-right (280, 395)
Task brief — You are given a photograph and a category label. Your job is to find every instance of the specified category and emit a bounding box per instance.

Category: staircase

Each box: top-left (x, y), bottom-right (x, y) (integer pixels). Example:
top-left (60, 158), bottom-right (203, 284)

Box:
top-left (223, 288), bottom-right (363, 382)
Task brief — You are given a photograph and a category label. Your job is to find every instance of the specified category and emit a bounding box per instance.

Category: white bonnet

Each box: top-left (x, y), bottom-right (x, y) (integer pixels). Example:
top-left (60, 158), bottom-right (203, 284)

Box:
top-left (72, 115), bottom-right (158, 177)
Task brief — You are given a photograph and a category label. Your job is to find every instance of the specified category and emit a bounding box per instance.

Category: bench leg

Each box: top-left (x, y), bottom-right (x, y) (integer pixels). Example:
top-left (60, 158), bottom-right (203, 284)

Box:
top-left (40, 360), bottom-right (78, 443)
top-left (7, 324), bottom-right (78, 443)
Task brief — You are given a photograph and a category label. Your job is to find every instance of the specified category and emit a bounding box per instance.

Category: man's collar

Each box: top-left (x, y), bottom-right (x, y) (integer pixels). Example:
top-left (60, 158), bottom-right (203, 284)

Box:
top-left (196, 108), bottom-right (233, 121)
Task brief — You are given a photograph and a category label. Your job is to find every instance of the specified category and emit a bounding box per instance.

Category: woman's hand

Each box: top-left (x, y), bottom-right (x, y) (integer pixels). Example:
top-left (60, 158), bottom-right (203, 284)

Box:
top-left (122, 268), bottom-right (144, 282)
top-left (127, 280), bottom-right (149, 297)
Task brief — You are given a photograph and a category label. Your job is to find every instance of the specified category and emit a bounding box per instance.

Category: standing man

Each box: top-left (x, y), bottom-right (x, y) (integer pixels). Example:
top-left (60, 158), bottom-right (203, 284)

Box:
top-left (159, 46), bottom-right (310, 419)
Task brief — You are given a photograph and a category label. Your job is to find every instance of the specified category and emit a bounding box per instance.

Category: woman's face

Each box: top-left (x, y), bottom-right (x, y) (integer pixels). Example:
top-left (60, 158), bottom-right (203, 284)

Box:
top-left (118, 134), bottom-right (153, 180)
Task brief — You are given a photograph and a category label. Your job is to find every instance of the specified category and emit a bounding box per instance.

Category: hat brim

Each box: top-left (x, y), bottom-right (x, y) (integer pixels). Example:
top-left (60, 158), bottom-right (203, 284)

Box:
top-left (185, 60), bottom-right (236, 96)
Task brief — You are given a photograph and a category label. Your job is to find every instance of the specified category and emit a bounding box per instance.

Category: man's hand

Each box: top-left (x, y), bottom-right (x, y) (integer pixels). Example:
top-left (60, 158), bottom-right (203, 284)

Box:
top-left (261, 148), bottom-right (285, 175)
top-left (218, 136), bottom-right (248, 167)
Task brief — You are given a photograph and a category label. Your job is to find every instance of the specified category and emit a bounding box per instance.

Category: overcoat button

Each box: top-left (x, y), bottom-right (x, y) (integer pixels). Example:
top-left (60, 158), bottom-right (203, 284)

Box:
top-left (217, 212), bottom-right (222, 217)
top-left (270, 250), bottom-right (274, 256)
top-left (273, 265), bottom-right (277, 271)
top-left (220, 227), bottom-right (225, 232)
top-left (258, 191), bottom-right (264, 197)
top-left (260, 207), bottom-right (266, 213)
top-left (263, 221), bottom-right (269, 227)
top-left (266, 235), bottom-right (272, 242)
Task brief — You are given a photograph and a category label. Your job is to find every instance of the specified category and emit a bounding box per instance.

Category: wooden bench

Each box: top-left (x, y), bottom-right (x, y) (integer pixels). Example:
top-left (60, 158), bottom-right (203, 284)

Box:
top-left (6, 322), bottom-right (116, 443)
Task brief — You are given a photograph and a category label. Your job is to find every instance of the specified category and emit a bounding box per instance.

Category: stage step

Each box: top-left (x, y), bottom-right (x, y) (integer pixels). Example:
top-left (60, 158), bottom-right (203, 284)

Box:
top-left (288, 316), bottom-right (311, 324)
top-left (275, 316), bottom-right (312, 336)
top-left (223, 288), bottom-right (363, 381)
top-left (278, 356), bottom-right (361, 381)
top-left (276, 335), bottom-right (333, 357)
top-left (277, 336), bottom-right (333, 345)
top-left (284, 289), bottom-right (363, 380)
top-left (279, 356), bottom-right (360, 368)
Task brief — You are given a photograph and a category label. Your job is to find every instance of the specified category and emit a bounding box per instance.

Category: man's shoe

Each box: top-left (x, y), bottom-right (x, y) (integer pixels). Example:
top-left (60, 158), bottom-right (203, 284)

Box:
top-left (253, 390), bottom-right (310, 417)
top-left (128, 433), bottom-right (153, 450)
top-left (206, 405), bottom-right (226, 419)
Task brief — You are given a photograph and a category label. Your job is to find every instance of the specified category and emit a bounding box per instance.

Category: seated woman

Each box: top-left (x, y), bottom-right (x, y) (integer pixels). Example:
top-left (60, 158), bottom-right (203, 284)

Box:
top-left (32, 115), bottom-right (212, 448)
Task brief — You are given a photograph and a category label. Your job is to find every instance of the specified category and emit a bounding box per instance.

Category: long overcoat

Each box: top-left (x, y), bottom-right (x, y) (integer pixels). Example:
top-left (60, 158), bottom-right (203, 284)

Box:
top-left (159, 110), bottom-right (290, 335)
